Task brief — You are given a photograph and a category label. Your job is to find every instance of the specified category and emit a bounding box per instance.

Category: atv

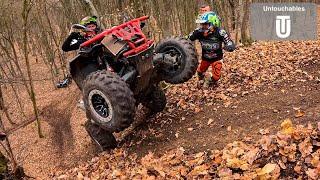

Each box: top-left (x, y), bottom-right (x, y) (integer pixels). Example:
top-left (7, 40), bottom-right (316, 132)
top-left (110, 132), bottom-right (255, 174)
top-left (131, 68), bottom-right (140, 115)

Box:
top-left (68, 16), bottom-right (198, 150)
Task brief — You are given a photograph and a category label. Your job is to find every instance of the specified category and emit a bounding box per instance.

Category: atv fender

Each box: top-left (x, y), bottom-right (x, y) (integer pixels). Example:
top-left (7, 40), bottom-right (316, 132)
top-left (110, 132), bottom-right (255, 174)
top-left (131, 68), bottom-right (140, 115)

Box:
top-left (68, 54), bottom-right (99, 89)
top-left (68, 54), bottom-right (83, 77)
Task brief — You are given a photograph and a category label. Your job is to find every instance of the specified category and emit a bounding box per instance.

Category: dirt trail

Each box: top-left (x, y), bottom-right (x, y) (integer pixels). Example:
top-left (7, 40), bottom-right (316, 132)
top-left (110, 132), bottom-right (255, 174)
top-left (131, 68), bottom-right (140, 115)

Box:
top-left (8, 86), bottom-right (100, 178)
top-left (124, 76), bottom-right (320, 157)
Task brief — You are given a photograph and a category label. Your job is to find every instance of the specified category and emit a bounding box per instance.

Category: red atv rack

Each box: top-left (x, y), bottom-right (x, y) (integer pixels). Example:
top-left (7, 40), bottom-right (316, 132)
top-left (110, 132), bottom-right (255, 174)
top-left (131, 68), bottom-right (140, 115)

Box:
top-left (80, 16), bottom-right (154, 57)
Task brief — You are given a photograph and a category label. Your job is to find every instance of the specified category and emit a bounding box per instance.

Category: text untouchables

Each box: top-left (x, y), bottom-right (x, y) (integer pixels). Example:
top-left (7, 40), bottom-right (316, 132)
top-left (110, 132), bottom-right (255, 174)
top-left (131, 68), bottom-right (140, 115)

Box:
top-left (263, 5), bottom-right (306, 12)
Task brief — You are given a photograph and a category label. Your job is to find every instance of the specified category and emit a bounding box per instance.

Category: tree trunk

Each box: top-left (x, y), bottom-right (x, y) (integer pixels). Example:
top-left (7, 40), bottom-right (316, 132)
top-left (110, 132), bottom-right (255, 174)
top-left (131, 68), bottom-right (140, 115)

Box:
top-left (22, 0), bottom-right (43, 138)
top-left (240, 0), bottom-right (252, 45)
top-left (83, 0), bottom-right (106, 29)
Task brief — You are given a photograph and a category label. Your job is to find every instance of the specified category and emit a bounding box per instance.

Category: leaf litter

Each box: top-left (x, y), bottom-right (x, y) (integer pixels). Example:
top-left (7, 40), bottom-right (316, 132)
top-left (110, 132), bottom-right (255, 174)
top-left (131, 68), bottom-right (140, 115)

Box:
top-left (52, 119), bottom-right (320, 179)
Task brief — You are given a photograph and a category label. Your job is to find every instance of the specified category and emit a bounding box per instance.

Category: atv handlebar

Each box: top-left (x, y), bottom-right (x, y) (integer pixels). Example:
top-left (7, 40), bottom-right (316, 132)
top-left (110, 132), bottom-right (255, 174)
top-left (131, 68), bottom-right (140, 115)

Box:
top-left (71, 24), bottom-right (93, 32)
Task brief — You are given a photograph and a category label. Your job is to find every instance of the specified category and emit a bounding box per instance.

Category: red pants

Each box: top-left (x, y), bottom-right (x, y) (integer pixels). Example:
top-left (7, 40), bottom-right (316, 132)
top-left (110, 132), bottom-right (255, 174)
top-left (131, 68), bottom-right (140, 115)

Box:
top-left (197, 60), bottom-right (222, 81)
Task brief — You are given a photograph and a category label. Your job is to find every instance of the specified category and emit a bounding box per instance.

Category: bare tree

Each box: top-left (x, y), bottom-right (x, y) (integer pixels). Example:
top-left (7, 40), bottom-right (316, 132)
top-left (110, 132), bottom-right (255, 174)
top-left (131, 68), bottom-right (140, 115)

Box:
top-left (22, 0), bottom-right (43, 138)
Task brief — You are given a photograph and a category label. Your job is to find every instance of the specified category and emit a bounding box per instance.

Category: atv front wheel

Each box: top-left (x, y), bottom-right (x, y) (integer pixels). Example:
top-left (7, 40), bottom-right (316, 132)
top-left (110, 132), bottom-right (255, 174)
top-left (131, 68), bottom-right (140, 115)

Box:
top-left (83, 70), bottom-right (136, 133)
top-left (155, 37), bottom-right (198, 84)
top-left (84, 121), bottom-right (117, 151)
top-left (143, 86), bottom-right (167, 113)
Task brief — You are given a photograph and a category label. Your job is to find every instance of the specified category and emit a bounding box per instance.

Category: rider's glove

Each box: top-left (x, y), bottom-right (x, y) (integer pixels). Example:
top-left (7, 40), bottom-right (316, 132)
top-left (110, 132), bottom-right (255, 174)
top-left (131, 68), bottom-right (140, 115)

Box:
top-left (223, 43), bottom-right (236, 52)
top-left (194, 29), bottom-right (203, 36)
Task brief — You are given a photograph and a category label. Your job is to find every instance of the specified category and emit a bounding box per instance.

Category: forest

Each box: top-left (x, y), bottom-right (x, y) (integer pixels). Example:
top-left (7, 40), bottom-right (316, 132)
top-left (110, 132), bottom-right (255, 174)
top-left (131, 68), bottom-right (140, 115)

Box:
top-left (0, 0), bottom-right (319, 179)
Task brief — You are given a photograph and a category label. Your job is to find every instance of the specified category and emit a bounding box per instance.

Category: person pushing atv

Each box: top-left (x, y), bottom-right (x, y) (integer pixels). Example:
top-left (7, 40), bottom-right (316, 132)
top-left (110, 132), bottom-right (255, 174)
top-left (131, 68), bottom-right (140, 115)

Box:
top-left (189, 12), bottom-right (235, 87)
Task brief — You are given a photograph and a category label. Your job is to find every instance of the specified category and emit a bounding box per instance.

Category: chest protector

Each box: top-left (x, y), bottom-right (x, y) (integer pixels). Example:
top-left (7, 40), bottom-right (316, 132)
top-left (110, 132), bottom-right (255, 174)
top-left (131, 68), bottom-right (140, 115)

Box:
top-left (199, 34), bottom-right (223, 60)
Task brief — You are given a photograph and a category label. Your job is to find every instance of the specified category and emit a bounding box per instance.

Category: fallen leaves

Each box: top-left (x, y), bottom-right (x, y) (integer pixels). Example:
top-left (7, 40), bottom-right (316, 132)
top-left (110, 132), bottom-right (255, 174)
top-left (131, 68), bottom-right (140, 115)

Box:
top-left (52, 120), bottom-right (320, 179)
top-left (306, 168), bottom-right (319, 180)
top-left (298, 137), bottom-right (313, 158)
top-left (295, 110), bottom-right (305, 118)
top-left (281, 119), bottom-right (294, 135)
top-left (259, 128), bottom-right (270, 135)
top-left (256, 163), bottom-right (280, 179)
top-left (162, 35), bottom-right (320, 122)
top-left (175, 133), bottom-right (179, 138)
top-left (189, 164), bottom-right (209, 176)
top-left (194, 107), bottom-right (201, 113)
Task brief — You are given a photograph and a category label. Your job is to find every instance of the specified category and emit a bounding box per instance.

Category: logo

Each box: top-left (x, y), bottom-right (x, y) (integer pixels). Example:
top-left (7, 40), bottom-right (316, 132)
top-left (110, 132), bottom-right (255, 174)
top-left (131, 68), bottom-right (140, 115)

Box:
top-left (276, 16), bottom-right (291, 38)
top-left (250, 3), bottom-right (316, 40)
top-left (219, 29), bottom-right (227, 36)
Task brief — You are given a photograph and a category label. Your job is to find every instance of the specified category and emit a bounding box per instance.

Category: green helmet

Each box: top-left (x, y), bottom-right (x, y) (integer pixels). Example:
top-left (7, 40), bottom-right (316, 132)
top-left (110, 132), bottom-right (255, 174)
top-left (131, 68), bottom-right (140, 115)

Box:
top-left (80, 16), bottom-right (97, 26)
top-left (196, 11), bottom-right (221, 28)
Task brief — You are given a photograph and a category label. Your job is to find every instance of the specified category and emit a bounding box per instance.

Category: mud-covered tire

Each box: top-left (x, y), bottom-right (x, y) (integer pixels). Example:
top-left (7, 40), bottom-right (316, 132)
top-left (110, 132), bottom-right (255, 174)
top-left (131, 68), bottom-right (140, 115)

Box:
top-left (155, 37), bottom-right (198, 84)
top-left (84, 121), bottom-right (117, 151)
top-left (83, 70), bottom-right (135, 133)
top-left (143, 86), bottom-right (167, 113)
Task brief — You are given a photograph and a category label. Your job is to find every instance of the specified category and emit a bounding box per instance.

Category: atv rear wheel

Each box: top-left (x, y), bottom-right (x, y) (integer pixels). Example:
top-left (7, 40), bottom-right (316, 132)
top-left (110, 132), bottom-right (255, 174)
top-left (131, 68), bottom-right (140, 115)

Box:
top-left (155, 37), bottom-right (198, 84)
top-left (143, 86), bottom-right (166, 113)
top-left (83, 70), bottom-right (135, 133)
top-left (84, 121), bottom-right (117, 151)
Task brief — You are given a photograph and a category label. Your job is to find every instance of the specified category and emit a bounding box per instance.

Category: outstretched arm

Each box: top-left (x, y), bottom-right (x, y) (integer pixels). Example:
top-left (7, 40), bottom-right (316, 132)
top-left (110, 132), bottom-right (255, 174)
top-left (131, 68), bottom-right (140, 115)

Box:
top-left (188, 28), bottom-right (202, 41)
top-left (218, 28), bottom-right (236, 52)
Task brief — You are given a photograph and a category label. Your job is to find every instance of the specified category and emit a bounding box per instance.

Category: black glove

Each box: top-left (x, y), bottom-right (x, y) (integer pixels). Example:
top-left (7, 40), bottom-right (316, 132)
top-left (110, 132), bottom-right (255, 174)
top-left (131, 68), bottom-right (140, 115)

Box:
top-left (189, 28), bottom-right (202, 41)
top-left (223, 42), bottom-right (236, 52)
top-left (193, 29), bottom-right (203, 36)
top-left (69, 32), bottom-right (81, 39)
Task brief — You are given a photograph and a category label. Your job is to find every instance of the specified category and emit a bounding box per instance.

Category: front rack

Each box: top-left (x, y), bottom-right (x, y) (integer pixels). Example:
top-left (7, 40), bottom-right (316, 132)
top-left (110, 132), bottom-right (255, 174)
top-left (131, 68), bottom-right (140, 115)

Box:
top-left (80, 16), bottom-right (154, 57)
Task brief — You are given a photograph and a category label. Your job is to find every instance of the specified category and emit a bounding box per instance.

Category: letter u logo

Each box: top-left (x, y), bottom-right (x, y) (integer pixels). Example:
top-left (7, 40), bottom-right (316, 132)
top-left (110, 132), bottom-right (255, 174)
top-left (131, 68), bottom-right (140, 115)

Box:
top-left (276, 16), bottom-right (291, 38)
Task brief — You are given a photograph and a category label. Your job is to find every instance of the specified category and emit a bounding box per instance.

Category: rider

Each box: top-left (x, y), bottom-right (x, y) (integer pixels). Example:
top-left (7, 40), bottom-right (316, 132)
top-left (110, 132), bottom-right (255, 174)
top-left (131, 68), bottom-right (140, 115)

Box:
top-left (189, 12), bottom-right (235, 86)
top-left (57, 16), bottom-right (101, 88)
top-left (62, 16), bottom-right (101, 51)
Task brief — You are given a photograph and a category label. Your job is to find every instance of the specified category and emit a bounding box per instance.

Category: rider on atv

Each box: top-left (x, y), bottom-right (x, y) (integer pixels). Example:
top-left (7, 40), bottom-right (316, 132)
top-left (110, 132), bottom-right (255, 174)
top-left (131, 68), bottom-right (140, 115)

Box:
top-left (189, 12), bottom-right (235, 87)
top-left (57, 16), bottom-right (101, 88)
top-left (62, 16), bottom-right (101, 51)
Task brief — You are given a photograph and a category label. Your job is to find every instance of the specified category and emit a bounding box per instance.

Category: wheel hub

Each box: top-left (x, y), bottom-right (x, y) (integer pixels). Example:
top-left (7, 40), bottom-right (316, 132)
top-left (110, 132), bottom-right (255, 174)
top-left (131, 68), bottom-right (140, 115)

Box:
top-left (88, 89), bottom-right (113, 123)
top-left (163, 47), bottom-right (183, 74)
